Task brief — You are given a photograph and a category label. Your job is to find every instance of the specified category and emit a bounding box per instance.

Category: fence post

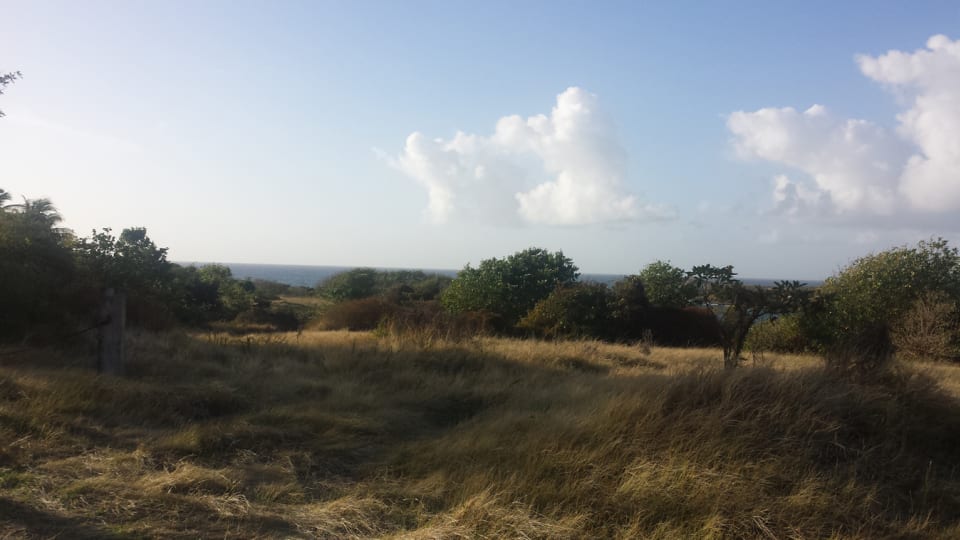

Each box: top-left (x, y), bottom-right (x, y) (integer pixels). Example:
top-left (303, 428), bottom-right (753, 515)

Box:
top-left (98, 288), bottom-right (126, 375)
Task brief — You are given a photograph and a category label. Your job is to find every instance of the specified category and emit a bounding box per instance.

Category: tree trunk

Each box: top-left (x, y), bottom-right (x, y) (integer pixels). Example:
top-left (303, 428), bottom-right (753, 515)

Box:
top-left (98, 288), bottom-right (125, 375)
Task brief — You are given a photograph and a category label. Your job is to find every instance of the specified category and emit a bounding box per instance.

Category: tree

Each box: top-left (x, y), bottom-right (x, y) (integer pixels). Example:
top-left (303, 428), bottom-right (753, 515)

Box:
top-left (5, 196), bottom-right (67, 235)
top-left (0, 193), bottom-right (76, 341)
top-left (688, 264), bottom-right (809, 368)
top-left (0, 71), bottom-right (21, 118)
top-left (639, 260), bottom-right (697, 308)
top-left (442, 247), bottom-right (579, 330)
top-left (75, 227), bottom-right (173, 291)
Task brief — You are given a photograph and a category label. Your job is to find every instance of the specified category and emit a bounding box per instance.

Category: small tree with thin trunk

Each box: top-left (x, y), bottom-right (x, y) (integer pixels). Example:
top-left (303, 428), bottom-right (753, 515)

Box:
top-left (688, 264), bottom-right (809, 368)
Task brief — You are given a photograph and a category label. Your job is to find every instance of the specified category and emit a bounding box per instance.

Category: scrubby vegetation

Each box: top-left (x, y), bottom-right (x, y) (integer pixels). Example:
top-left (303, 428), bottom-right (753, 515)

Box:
top-left (5, 185), bottom-right (960, 537)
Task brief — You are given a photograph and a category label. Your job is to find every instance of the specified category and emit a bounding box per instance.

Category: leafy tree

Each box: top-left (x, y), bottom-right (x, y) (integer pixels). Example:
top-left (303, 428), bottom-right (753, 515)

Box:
top-left (519, 282), bottom-right (615, 339)
top-left (639, 260), bottom-right (697, 308)
top-left (689, 264), bottom-right (809, 368)
top-left (75, 227), bottom-right (172, 291)
top-left (442, 247), bottom-right (579, 330)
top-left (73, 227), bottom-right (181, 328)
top-left (0, 71), bottom-right (21, 118)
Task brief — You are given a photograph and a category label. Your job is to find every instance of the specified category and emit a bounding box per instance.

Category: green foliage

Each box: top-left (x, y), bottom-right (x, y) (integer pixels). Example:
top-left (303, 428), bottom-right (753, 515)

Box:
top-left (815, 238), bottom-right (960, 351)
top-left (319, 268), bottom-right (451, 302)
top-left (609, 275), bottom-right (650, 335)
top-left (688, 263), bottom-right (810, 367)
top-left (0, 193), bottom-right (76, 340)
top-left (251, 278), bottom-right (312, 299)
top-left (0, 71), bottom-right (21, 118)
top-left (320, 267), bottom-right (377, 301)
top-left (745, 314), bottom-right (810, 354)
top-left (198, 264), bottom-right (256, 318)
top-left (639, 260), bottom-right (696, 308)
top-left (75, 227), bottom-right (173, 292)
top-left (442, 247), bottom-right (579, 330)
top-left (518, 283), bottom-right (616, 339)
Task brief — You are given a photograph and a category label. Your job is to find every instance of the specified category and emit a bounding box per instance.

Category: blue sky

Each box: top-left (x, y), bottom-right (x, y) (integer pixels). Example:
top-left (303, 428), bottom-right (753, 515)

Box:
top-left (2, 1), bottom-right (960, 279)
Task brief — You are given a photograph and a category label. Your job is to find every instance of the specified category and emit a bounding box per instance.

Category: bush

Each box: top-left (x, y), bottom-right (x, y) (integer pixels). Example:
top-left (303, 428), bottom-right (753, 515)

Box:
top-left (891, 291), bottom-right (960, 362)
top-left (442, 247), bottom-right (579, 331)
top-left (815, 238), bottom-right (960, 351)
top-left (518, 283), bottom-right (615, 339)
top-left (745, 314), bottom-right (811, 354)
top-left (638, 260), bottom-right (696, 308)
top-left (321, 297), bottom-right (398, 330)
top-left (318, 268), bottom-right (452, 302)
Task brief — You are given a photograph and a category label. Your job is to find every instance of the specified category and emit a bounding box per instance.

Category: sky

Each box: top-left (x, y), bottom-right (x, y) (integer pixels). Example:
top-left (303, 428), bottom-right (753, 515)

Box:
top-left (2, 0), bottom-right (960, 279)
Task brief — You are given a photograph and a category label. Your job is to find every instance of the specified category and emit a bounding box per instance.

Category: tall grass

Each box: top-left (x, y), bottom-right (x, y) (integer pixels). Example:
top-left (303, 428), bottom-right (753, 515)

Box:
top-left (1, 330), bottom-right (959, 538)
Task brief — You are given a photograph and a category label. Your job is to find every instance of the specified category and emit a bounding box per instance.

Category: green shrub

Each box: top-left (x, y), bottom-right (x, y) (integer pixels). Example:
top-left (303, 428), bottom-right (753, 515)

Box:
top-left (745, 314), bottom-right (811, 354)
top-left (815, 238), bottom-right (960, 350)
top-left (442, 247), bottom-right (579, 331)
top-left (518, 283), bottom-right (615, 339)
top-left (318, 268), bottom-right (452, 302)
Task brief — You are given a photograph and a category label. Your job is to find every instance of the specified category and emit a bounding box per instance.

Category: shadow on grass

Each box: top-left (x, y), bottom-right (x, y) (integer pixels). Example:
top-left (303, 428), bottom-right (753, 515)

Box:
top-left (0, 497), bottom-right (127, 539)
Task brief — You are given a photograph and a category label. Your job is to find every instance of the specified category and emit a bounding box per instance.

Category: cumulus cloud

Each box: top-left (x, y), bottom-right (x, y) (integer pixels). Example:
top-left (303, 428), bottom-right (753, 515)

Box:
top-left (728, 34), bottom-right (960, 221)
top-left (390, 87), bottom-right (672, 225)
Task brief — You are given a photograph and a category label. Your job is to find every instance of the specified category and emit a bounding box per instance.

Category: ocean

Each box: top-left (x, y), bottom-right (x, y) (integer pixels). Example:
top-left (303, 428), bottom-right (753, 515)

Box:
top-left (178, 262), bottom-right (820, 289)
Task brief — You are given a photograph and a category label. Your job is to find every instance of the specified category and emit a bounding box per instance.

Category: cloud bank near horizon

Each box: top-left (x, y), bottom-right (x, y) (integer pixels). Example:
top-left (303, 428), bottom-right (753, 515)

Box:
top-left (728, 34), bottom-right (960, 225)
top-left (391, 87), bottom-right (672, 226)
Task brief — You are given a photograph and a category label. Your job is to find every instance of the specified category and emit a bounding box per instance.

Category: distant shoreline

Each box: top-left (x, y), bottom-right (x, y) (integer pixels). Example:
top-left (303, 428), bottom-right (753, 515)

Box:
top-left (177, 261), bottom-right (824, 289)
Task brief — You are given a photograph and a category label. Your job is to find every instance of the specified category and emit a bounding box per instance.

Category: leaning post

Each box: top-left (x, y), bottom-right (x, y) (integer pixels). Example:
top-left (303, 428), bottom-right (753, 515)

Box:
top-left (98, 288), bottom-right (126, 375)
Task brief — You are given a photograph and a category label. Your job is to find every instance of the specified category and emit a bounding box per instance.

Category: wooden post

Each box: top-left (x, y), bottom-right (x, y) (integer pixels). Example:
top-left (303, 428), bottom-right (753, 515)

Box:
top-left (98, 288), bottom-right (126, 375)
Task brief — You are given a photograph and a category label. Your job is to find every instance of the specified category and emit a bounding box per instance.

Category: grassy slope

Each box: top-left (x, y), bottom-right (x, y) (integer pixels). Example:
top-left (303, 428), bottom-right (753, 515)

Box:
top-left (1, 331), bottom-right (959, 538)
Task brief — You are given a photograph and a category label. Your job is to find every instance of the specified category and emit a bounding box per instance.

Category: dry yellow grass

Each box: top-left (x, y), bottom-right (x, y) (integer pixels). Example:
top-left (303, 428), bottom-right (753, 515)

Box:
top-left (1, 330), bottom-right (959, 538)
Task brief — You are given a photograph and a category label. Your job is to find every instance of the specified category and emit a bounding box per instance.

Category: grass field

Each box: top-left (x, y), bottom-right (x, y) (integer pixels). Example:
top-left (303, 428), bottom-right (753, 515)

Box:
top-left (1, 330), bottom-right (959, 538)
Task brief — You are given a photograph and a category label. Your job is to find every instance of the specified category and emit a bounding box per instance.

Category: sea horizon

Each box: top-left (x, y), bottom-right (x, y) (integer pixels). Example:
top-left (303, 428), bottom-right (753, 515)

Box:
top-left (177, 261), bottom-right (825, 289)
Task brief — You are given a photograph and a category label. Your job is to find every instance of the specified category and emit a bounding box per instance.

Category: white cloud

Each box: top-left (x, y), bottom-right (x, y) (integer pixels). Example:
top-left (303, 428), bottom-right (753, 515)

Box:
top-left (858, 34), bottom-right (960, 212)
top-left (390, 87), bottom-right (672, 225)
top-left (727, 104), bottom-right (908, 216)
top-left (728, 34), bottom-right (960, 221)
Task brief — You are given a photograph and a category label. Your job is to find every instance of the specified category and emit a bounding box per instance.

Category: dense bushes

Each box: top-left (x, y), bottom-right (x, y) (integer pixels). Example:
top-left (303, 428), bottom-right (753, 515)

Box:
top-left (0, 190), bottom-right (299, 341)
top-left (799, 239), bottom-right (960, 366)
top-left (318, 268), bottom-right (451, 302)
top-left (6, 184), bottom-right (960, 371)
top-left (518, 283), bottom-right (616, 339)
top-left (745, 314), bottom-right (809, 353)
top-left (0, 197), bottom-right (78, 340)
top-left (442, 248), bottom-right (579, 330)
